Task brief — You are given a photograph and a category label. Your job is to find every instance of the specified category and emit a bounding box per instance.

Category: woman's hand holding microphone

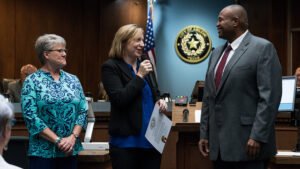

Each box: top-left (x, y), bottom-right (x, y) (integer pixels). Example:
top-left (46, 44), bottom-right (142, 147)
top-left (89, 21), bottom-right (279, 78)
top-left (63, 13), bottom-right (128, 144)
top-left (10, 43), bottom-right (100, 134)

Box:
top-left (137, 60), bottom-right (153, 78)
top-left (136, 60), bottom-right (168, 114)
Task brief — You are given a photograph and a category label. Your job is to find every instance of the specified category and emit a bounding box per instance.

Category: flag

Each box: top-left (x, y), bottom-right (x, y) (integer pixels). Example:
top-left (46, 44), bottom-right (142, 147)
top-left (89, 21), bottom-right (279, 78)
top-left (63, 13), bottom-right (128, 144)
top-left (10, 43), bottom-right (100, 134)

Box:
top-left (144, 0), bottom-right (157, 77)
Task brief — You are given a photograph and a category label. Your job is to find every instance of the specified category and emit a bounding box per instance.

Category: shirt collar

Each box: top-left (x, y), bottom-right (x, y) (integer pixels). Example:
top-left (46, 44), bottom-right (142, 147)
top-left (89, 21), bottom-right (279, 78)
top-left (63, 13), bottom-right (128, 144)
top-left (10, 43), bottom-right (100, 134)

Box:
top-left (228, 30), bottom-right (248, 50)
top-left (126, 59), bottom-right (140, 74)
top-left (39, 69), bottom-right (65, 80)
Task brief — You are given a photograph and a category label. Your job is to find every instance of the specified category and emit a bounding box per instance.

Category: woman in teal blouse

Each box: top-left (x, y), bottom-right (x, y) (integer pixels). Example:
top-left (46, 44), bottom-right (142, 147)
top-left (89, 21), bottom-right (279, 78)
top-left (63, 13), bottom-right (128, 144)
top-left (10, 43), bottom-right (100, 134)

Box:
top-left (21, 34), bottom-right (88, 169)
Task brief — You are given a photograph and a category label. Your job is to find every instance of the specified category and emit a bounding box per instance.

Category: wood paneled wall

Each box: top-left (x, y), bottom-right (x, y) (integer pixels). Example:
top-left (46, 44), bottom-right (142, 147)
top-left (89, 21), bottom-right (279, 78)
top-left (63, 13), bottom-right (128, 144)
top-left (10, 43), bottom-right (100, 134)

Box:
top-left (239, 0), bottom-right (300, 75)
top-left (0, 0), bottom-right (147, 99)
top-left (1, 0), bottom-right (299, 99)
top-left (239, 0), bottom-right (288, 75)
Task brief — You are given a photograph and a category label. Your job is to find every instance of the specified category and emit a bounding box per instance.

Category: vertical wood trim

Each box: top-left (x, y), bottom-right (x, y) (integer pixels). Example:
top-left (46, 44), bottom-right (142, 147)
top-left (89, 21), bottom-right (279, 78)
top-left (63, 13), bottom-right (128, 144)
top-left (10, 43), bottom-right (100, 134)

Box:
top-left (287, 0), bottom-right (292, 74)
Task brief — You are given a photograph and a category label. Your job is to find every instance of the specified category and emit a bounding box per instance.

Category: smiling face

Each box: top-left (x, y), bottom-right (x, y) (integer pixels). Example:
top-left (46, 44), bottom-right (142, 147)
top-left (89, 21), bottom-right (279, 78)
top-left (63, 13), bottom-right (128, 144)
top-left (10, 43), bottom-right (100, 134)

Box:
top-left (124, 30), bottom-right (144, 59)
top-left (216, 5), bottom-right (249, 43)
top-left (216, 7), bottom-right (236, 41)
top-left (44, 43), bottom-right (67, 69)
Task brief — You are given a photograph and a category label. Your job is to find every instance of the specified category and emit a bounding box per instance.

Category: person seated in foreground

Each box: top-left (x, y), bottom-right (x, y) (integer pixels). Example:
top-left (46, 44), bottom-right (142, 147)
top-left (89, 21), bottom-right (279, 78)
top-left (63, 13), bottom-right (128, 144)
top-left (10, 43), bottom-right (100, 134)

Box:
top-left (0, 94), bottom-right (22, 169)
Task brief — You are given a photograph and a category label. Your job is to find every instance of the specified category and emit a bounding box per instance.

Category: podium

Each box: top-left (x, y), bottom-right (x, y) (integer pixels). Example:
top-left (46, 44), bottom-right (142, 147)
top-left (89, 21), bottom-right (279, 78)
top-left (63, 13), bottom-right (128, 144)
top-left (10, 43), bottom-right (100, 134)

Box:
top-left (172, 102), bottom-right (213, 169)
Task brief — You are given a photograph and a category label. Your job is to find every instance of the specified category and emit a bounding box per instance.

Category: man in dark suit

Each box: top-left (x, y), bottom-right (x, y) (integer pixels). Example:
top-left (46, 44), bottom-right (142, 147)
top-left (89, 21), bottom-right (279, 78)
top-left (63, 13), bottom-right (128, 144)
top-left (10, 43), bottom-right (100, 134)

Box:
top-left (198, 4), bottom-right (282, 169)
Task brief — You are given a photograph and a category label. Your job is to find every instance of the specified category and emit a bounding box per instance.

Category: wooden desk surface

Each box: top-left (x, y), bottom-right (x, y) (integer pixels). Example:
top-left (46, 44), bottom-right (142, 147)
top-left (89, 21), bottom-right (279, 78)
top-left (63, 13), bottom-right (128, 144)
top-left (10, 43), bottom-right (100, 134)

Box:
top-left (172, 102), bottom-right (202, 124)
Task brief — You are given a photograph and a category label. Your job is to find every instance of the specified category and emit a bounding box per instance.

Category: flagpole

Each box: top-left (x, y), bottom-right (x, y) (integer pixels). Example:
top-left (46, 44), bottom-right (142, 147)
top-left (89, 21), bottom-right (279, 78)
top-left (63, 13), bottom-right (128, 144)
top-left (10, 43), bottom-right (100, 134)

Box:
top-left (149, 0), bottom-right (154, 21)
top-left (146, 0), bottom-right (158, 79)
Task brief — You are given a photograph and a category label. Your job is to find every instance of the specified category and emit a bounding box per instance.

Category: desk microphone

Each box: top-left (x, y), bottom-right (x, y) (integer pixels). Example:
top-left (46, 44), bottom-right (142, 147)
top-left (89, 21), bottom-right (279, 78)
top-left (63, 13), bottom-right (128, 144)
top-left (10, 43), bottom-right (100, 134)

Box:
top-left (183, 109), bottom-right (189, 122)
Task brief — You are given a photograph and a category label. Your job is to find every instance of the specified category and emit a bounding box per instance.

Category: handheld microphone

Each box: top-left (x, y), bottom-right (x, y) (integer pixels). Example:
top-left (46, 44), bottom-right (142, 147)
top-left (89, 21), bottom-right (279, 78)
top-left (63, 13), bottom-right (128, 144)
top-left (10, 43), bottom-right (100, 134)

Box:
top-left (140, 54), bottom-right (158, 89)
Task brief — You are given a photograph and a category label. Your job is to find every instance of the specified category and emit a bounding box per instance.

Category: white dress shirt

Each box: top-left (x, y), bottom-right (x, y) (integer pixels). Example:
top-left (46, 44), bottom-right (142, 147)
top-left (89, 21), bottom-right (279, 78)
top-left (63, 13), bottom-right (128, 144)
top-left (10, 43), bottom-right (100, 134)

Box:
top-left (214, 30), bottom-right (249, 75)
top-left (0, 155), bottom-right (22, 169)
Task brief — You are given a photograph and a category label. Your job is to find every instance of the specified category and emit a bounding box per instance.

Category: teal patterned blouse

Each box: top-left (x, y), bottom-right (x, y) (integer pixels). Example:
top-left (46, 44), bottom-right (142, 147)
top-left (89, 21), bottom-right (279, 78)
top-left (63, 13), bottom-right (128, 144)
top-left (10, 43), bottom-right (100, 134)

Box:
top-left (21, 69), bottom-right (88, 158)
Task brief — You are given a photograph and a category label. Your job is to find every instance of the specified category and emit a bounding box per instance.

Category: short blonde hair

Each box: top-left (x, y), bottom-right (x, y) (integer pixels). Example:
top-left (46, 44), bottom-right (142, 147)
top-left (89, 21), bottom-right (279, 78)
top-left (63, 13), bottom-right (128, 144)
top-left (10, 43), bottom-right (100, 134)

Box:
top-left (109, 24), bottom-right (144, 58)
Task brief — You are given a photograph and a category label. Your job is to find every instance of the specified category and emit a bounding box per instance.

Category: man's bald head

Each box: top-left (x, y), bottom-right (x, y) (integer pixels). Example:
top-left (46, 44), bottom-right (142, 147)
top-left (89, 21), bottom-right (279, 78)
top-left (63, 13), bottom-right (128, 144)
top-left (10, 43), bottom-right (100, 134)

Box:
top-left (223, 4), bottom-right (248, 30)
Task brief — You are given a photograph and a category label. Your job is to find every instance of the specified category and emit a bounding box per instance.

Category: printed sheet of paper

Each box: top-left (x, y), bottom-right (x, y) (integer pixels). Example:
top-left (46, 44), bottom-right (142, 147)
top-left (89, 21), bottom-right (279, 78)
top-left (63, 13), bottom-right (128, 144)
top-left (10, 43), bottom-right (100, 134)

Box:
top-left (195, 110), bottom-right (201, 123)
top-left (145, 103), bottom-right (172, 154)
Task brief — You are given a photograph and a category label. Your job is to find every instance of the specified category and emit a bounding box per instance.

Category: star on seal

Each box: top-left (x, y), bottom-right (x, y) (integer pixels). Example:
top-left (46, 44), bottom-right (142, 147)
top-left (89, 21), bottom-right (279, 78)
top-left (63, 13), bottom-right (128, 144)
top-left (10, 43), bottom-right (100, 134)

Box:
top-left (175, 25), bottom-right (212, 64)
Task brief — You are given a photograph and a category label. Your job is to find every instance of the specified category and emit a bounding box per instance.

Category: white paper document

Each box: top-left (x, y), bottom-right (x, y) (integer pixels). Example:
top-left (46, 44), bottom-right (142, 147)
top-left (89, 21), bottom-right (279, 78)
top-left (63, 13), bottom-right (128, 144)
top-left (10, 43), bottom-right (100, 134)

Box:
top-left (195, 110), bottom-right (201, 123)
top-left (145, 103), bottom-right (172, 154)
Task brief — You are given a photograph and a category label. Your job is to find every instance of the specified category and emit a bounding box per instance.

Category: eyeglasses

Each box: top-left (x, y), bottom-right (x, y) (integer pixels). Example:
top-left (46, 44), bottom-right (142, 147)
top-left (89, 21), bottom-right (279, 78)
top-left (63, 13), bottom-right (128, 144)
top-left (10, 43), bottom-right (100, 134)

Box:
top-left (47, 49), bottom-right (68, 53)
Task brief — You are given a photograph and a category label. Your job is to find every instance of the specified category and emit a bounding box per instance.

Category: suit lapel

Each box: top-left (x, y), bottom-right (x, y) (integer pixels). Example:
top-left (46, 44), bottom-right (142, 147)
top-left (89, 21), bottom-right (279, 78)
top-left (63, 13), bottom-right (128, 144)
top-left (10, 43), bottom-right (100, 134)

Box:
top-left (114, 59), bottom-right (134, 81)
top-left (209, 45), bottom-right (227, 92)
top-left (217, 32), bottom-right (251, 94)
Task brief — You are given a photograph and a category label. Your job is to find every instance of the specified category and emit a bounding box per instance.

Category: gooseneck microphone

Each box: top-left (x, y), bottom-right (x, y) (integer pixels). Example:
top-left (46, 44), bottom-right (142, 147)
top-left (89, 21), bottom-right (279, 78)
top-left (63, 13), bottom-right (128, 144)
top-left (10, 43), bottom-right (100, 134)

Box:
top-left (183, 109), bottom-right (189, 122)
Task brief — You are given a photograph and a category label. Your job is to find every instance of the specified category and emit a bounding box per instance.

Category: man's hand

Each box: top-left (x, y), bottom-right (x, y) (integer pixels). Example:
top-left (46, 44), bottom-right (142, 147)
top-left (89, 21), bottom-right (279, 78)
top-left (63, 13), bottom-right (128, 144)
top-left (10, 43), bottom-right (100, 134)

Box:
top-left (198, 139), bottom-right (209, 157)
top-left (246, 138), bottom-right (261, 158)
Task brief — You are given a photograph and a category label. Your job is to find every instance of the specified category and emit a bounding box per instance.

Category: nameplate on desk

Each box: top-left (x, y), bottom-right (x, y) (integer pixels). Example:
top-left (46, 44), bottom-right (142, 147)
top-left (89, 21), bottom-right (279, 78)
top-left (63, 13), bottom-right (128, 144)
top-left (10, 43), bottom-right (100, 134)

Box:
top-left (277, 151), bottom-right (300, 156)
top-left (82, 142), bottom-right (109, 150)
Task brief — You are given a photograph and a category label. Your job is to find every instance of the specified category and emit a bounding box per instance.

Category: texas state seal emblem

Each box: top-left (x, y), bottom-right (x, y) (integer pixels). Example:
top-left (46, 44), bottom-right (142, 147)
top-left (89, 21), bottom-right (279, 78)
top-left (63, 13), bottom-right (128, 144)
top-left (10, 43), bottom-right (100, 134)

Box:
top-left (175, 25), bottom-right (212, 64)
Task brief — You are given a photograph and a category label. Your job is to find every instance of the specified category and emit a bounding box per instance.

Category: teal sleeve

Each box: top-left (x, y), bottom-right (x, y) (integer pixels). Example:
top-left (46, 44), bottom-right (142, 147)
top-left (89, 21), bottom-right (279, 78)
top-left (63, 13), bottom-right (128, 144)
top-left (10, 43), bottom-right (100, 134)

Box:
top-left (74, 78), bottom-right (88, 129)
top-left (21, 78), bottom-right (48, 136)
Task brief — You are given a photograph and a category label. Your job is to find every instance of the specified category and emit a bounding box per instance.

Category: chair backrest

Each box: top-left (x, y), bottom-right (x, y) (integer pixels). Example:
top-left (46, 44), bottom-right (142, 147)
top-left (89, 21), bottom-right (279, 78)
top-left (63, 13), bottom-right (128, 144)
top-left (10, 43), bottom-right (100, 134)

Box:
top-left (3, 136), bottom-right (29, 169)
top-left (190, 80), bottom-right (205, 102)
top-left (2, 78), bottom-right (18, 93)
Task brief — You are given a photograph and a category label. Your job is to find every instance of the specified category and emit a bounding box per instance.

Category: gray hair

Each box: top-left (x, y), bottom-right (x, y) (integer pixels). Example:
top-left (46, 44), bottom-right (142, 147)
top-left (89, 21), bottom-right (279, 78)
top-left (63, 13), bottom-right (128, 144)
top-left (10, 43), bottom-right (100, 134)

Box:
top-left (34, 34), bottom-right (66, 65)
top-left (0, 95), bottom-right (14, 138)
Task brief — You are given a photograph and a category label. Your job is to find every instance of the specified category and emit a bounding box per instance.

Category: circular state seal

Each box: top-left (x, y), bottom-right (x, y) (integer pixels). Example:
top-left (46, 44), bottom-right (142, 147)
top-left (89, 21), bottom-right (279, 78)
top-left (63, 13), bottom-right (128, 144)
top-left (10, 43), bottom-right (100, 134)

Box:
top-left (175, 25), bottom-right (212, 64)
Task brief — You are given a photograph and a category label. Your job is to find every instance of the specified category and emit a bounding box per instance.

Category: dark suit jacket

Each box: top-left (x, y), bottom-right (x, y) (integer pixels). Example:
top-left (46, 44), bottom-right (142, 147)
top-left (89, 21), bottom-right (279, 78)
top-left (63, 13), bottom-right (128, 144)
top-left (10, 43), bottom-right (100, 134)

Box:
top-left (101, 58), bottom-right (160, 136)
top-left (200, 32), bottom-right (282, 161)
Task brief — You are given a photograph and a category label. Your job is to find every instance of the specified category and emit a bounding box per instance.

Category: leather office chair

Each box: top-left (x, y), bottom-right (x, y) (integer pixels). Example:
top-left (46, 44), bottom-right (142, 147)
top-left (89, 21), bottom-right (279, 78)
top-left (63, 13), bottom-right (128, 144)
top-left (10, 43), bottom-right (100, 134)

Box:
top-left (2, 78), bottom-right (18, 94)
top-left (190, 80), bottom-right (205, 103)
